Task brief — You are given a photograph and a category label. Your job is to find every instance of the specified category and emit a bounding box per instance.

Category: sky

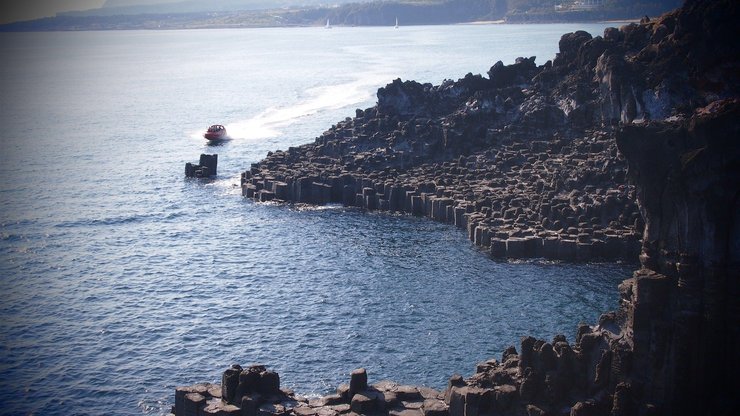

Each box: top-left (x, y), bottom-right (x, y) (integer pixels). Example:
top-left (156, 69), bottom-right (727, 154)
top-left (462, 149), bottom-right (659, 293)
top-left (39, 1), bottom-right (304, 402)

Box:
top-left (0, 0), bottom-right (106, 23)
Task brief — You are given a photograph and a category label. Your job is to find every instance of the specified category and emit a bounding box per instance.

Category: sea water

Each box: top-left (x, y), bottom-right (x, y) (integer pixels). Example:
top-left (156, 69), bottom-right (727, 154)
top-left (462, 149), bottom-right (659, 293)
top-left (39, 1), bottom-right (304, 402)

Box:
top-left (0, 23), bottom-right (633, 415)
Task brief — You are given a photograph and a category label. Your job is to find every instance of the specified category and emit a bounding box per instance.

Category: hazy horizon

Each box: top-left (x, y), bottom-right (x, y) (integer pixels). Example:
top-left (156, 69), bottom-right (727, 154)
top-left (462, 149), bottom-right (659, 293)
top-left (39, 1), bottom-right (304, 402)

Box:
top-left (0, 0), bottom-right (104, 24)
top-left (0, 0), bottom-right (374, 24)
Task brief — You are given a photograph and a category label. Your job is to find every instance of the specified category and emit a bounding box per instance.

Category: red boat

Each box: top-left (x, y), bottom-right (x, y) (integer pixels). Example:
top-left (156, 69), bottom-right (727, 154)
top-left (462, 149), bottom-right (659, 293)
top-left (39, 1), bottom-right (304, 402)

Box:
top-left (204, 124), bottom-right (226, 141)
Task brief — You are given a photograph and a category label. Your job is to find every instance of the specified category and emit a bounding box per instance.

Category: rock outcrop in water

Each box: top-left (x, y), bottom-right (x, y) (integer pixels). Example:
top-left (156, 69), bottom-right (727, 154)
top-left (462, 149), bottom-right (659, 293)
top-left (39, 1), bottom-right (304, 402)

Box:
top-left (186, 154), bottom-right (218, 178)
top-left (176, 0), bottom-right (739, 415)
top-left (173, 365), bottom-right (451, 416)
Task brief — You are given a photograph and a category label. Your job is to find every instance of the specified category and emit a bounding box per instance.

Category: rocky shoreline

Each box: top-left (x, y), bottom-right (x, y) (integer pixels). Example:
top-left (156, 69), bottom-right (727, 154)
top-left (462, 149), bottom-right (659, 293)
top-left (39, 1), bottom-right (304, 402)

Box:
top-left (240, 124), bottom-right (641, 262)
top-left (239, 51), bottom-right (651, 262)
top-left (174, 0), bottom-right (739, 415)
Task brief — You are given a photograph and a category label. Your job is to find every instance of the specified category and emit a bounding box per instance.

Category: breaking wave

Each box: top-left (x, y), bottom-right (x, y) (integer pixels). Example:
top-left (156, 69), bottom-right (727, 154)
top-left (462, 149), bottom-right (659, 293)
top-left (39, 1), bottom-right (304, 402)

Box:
top-left (225, 71), bottom-right (393, 141)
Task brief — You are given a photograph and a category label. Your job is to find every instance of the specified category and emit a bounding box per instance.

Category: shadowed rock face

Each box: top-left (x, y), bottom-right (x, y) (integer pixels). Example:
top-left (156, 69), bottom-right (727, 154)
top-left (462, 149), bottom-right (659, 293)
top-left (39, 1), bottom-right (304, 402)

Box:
top-left (616, 98), bottom-right (740, 415)
top-left (175, 1), bottom-right (739, 415)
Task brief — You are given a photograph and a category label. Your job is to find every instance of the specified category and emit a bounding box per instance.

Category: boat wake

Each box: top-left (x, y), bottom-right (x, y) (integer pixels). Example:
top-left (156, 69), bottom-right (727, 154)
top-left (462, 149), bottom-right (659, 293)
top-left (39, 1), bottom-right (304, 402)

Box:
top-left (225, 72), bottom-right (393, 141)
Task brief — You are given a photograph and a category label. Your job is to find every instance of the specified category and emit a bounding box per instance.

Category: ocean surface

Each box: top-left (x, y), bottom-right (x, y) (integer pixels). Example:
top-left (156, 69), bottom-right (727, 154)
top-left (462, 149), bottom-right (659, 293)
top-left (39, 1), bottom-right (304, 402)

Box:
top-left (0, 23), bottom-right (634, 415)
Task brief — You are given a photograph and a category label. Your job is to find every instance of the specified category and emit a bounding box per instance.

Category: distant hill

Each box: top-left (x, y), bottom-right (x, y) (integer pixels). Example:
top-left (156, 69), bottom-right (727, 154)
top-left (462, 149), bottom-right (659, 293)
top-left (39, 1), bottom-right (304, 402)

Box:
top-left (64, 0), bottom-right (372, 16)
top-left (0, 0), bottom-right (684, 31)
top-left (323, 0), bottom-right (503, 26)
top-left (289, 0), bottom-right (684, 26)
top-left (504, 0), bottom-right (683, 22)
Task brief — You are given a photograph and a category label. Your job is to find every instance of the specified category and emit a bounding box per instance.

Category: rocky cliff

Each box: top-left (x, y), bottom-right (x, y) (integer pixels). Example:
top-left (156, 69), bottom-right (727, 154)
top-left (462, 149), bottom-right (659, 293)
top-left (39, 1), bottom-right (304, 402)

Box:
top-left (176, 0), bottom-right (739, 415)
top-left (614, 98), bottom-right (740, 414)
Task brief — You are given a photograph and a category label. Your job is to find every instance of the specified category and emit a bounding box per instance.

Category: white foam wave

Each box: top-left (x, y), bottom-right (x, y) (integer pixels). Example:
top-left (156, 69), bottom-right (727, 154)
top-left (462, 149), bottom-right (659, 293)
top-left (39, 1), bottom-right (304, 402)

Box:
top-left (225, 72), bottom-right (393, 141)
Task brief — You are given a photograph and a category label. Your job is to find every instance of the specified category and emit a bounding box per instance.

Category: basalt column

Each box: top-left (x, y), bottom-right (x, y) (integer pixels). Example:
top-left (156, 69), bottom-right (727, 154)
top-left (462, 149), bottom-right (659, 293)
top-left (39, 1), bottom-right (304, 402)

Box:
top-left (616, 99), bottom-right (740, 414)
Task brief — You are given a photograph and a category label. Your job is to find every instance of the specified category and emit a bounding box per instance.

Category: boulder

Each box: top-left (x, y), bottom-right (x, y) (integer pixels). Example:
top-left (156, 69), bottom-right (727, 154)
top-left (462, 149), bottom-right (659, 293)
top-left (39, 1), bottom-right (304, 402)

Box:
top-left (350, 393), bottom-right (375, 414)
top-left (350, 368), bottom-right (369, 396)
top-left (222, 365), bottom-right (243, 405)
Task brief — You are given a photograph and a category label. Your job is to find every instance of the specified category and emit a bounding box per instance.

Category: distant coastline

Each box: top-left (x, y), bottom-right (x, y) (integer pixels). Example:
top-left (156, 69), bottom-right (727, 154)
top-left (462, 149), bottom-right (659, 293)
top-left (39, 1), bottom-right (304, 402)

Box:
top-left (0, 17), bottom-right (658, 32)
top-left (0, 0), bottom-right (680, 32)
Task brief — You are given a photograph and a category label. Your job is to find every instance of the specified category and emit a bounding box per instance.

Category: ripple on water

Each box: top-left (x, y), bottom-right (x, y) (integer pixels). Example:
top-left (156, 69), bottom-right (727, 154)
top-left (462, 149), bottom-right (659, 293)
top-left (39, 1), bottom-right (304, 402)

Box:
top-left (1, 25), bottom-right (636, 415)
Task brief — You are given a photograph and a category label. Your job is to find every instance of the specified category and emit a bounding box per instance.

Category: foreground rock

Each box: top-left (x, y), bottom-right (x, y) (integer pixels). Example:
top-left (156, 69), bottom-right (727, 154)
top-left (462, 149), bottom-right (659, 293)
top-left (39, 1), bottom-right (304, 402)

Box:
top-left (172, 365), bottom-right (446, 416)
top-left (177, 1), bottom-right (739, 415)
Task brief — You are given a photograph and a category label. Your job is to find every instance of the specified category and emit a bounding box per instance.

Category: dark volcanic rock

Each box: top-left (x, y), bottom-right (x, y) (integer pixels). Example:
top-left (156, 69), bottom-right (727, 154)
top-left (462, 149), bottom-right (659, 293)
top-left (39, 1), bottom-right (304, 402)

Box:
top-left (553, 30), bottom-right (593, 68)
top-left (488, 57), bottom-right (538, 88)
top-left (350, 367), bottom-right (369, 396)
top-left (242, 69), bottom-right (642, 262)
top-left (615, 98), bottom-right (740, 415)
top-left (242, 0), bottom-right (738, 268)
top-left (177, 1), bottom-right (739, 416)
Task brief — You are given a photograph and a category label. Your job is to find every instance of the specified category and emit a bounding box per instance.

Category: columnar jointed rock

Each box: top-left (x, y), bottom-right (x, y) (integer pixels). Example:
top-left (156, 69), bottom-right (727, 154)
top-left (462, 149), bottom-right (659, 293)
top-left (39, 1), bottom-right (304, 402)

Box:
top-left (241, 125), bottom-right (641, 262)
top-left (173, 367), bottom-right (447, 416)
top-left (178, 1), bottom-right (739, 415)
top-left (186, 154), bottom-right (218, 178)
top-left (170, 324), bottom-right (640, 416)
top-left (240, 0), bottom-right (739, 263)
top-left (614, 98), bottom-right (740, 415)
top-left (349, 368), bottom-right (368, 396)
top-left (235, 6), bottom-right (690, 261)
top-left (174, 364), bottom-right (296, 416)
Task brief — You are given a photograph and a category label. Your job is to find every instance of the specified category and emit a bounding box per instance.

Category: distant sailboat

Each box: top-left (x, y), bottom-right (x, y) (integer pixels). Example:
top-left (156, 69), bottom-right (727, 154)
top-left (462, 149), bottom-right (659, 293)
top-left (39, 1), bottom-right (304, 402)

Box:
top-left (325, 19), bottom-right (332, 29)
top-left (395, 17), bottom-right (399, 28)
